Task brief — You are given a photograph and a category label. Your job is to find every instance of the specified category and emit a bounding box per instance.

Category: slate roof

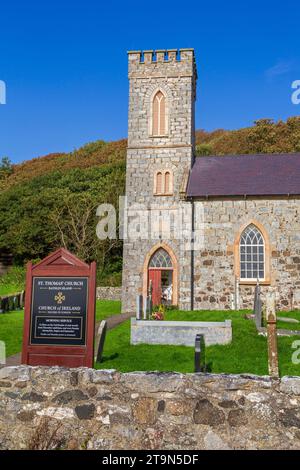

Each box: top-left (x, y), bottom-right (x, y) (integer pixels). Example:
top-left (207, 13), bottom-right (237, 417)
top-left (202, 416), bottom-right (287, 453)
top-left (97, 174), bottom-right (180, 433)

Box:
top-left (187, 153), bottom-right (300, 197)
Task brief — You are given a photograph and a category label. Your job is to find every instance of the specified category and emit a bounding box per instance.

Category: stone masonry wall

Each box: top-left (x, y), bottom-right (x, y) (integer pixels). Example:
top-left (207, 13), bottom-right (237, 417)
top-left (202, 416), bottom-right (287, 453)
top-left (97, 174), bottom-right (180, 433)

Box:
top-left (96, 287), bottom-right (122, 301)
top-left (122, 49), bottom-right (300, 313)
top-left (1, 366), bottom-right (300, 450)
top-left (193, 197), bottom-right (300, 311)
top-left (121, 148), bottom-right (194, 312)
top-left (122, 49), bottom-right (196, 313)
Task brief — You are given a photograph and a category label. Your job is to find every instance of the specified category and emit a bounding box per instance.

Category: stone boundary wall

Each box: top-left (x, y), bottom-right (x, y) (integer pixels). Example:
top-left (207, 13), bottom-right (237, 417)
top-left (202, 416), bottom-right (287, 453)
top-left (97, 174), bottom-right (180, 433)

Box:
top-left (131, 318), bottom-right (232, 346)
top-left (96, 287), bottom-right (122, 301)
top-left (1, 366), bottom-right (300, 450)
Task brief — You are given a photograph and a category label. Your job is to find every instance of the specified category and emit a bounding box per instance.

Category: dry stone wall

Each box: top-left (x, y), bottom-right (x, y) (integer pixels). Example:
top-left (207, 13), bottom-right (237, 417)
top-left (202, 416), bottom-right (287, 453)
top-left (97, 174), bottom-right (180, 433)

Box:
top-left (96, 287), bottom-right (122, 301)
top-left (1, 366), bottom-right (300, 450)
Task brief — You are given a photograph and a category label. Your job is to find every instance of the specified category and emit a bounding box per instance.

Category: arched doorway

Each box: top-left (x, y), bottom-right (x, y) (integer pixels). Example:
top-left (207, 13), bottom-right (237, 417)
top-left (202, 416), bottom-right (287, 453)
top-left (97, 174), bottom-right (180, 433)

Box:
top-left (148, 248), bottom-right (173, 305)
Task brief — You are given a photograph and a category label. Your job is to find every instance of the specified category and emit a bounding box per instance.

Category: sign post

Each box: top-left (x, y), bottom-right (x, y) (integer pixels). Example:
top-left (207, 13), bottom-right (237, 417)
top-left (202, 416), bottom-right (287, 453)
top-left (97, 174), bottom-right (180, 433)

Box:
top-left (21, 248), bottom-right (96, 368)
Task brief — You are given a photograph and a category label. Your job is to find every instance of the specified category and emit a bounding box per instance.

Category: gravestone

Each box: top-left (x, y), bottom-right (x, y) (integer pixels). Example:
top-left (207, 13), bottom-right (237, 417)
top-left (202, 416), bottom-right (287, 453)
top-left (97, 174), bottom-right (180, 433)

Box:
top-left (21, 248), bottom-right (96, 368)
top-left (96, 320), bottom-right (107, 363)
top-left (20, 290), bottom-right (25, 309)
top-left (136, 295), bottom-right (143, 320)
top-left (194, 334), bottom-right (205, 372)
top-left (253, 280), bottom-right (262, 329)
top-left (143, 296), bottom-right (152, 320)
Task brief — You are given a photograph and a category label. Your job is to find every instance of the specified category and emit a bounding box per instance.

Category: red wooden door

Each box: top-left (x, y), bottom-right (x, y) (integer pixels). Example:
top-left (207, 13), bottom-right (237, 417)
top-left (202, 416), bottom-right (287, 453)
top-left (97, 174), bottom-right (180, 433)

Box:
top-left (148, 269), bottom-right (162, 305)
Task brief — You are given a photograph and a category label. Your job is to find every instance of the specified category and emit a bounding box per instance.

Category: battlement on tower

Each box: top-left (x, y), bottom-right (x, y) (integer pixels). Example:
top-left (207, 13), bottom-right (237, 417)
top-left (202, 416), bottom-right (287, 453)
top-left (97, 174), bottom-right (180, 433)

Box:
top-left (128, 48), bottom-right (197, 79)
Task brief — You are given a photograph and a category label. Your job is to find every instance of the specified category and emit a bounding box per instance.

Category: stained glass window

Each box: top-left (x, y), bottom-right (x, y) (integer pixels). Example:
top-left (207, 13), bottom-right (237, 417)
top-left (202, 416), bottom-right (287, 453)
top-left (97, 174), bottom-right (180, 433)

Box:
top-left (240, 224), bottom-right (265, 280)
top-left (149, 248), bottom-right (172, 268)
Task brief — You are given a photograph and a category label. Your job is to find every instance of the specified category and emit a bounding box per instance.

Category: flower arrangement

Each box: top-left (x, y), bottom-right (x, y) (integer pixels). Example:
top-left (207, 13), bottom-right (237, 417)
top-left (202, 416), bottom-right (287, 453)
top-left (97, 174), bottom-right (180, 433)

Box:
top-left (151, 304), bottom-right (166, 321)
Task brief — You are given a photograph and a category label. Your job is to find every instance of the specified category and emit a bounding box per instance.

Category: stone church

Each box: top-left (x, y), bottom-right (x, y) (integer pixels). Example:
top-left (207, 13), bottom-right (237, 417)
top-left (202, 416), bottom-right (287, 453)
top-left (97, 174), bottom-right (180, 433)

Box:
top-left (122, 48), bottom-right (300, 313)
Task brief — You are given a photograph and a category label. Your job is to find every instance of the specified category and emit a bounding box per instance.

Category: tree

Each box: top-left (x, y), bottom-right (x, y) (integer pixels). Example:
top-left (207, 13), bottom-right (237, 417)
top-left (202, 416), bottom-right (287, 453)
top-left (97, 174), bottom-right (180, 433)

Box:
top-left (0, 157), bottom-right (13, 180)
top-left (196, 143), bottom-right (213, 156)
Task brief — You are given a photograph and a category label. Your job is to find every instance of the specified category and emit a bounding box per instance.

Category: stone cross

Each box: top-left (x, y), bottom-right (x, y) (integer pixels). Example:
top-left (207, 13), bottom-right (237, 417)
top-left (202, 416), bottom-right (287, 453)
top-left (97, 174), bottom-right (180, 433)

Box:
top-left (265, 289), bottom-right (279, 378)
top-left (95, 320), bottom-right (107, 363)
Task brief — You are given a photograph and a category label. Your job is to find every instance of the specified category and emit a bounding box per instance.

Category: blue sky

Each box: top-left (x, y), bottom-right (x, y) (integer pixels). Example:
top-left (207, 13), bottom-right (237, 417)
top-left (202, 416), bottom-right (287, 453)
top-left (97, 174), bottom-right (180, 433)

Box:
top-left (0, 0), bottom-right (300, 163)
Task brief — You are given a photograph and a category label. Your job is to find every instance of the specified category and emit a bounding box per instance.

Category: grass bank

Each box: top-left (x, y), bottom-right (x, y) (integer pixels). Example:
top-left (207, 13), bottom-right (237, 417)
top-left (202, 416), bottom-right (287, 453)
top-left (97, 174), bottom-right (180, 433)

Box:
top-left (96, 309), bottom-right (300, 376)
top-left (0, 300), bottom-right (121, 357)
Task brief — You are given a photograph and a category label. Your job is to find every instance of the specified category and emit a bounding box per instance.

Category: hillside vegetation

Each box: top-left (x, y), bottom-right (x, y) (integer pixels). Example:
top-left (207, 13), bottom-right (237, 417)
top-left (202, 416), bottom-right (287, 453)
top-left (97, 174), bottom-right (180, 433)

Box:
top-left (1, 117), bottom-right (300, 286)
top-left (195, 117), bottom-right (300, 156)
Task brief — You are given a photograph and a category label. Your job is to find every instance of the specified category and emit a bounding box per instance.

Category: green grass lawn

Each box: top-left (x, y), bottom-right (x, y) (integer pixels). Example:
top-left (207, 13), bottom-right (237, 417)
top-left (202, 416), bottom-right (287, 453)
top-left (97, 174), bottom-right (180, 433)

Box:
top-left (95, 300), bottom-right (121, 321)
top-left (2, 299), bottom-right (299, 377)
top-left (0, 310), bottom-right (24, 357)
top-left (275, 310), bottom-right (300, 331)
top-left (0, 300), bottom-right (121, 357)
top-left (96, 309), bottom-right (300, 377)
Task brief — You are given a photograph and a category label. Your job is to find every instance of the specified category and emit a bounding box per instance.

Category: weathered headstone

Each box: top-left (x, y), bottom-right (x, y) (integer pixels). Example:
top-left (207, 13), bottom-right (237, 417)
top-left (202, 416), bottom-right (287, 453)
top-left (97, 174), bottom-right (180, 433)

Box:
top-left (143, 297), bottom-right (148, 320)
top-left (266, 289), bottom-right (279, 377)
top-left (147, 296), bottom-right (152, 317)
top-left (136, 295), bottom-right (143, 320)
top-left (20, 290), bottom-right (25, 309)
top-left (143, 296), bottom-right (152, 320)
top-left (96, 320), bottom-right (107, 363)
top-left (194, 334), bottom-right (205, 372)
top-left (253, 280), bottom-right (262, 329)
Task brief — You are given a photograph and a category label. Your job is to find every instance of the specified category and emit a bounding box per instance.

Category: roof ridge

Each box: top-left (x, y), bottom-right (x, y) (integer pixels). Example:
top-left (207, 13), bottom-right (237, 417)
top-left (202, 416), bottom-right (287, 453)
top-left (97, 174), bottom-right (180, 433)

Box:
top-left (196, 152), bottom-right (300, 159)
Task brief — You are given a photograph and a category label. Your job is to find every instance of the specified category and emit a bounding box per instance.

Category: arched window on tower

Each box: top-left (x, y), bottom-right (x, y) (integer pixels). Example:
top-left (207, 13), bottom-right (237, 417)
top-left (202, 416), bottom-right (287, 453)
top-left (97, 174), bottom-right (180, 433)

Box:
top-left (154, 170), bottom-right (173, 195)
top-left (152, 90), bottom-right (166, 136)
top-left (156, 172), bottom-right (163, 194)
top-left (165, 171), bottom-right (170, 194)
top-left (240, 224), bottom-right (265, 280)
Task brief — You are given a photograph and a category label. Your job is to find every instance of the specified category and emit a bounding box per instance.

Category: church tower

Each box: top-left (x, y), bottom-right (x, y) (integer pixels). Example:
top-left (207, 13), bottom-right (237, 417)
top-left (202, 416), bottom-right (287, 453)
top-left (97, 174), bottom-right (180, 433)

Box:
top-left (122, 48), bottom-right (197, 312)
